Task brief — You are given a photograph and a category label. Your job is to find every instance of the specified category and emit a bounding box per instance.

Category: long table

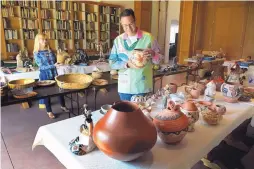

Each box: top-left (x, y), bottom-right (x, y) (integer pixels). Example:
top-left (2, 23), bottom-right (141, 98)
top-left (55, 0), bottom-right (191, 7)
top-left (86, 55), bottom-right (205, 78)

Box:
top-left (1, 66), bottom-right (192, 111)
top-left (32, 95), bottom-right (254, 169)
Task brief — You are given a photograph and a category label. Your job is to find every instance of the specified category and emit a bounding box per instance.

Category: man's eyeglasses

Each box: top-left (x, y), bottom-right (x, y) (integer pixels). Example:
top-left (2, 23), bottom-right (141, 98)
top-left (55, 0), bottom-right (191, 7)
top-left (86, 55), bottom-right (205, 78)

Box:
top-left (121, 22), bottom-right (135, 29)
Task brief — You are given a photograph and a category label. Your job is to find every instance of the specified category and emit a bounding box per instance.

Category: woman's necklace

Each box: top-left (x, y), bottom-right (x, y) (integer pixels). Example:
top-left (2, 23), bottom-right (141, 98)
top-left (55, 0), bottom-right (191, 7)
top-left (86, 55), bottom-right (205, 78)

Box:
top-left (123, 39), bottom-right (139, 51)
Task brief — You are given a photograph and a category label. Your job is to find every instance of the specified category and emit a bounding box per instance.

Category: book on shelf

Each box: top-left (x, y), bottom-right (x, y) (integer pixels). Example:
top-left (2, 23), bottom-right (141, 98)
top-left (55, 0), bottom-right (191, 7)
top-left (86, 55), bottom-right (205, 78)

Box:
top-left (57, 30), bottom-right (72, 40)
top-left (100, 14), bottom-right (110, 23)
top-left (100, 23), bottom-right (110, 31)
top-left (2, 7), bottom-right (15, 17)
top-left (73, 21), bottom-right (86, 30)
top-left (86, 22), bottom-right (98, 31)
top-left (3, 18), bottom-right (11, 29)
top-left (74, 31), bottom-right (85, 39)
top-left (56, 11), bottom-right (70, 20)
top-left (110, 7), bottom-right (120, 15)
top-left (21, 8), bottom-right (38, 18)
top-left (110, 15), bottom-right (119, 24)
top-left (56, 1), bottom-right (71, 11)
top-left (86, 31), bottom-right (97, 40)
top-left (42, 20), bottom-right (52, 29)
top-left (41, 9), bottom-right (52, 19)
top-left (86, 42), bottom-right (97, 50)
top-left (1, 1), bottom-right (18, 6)
top-left (100, 32), bottom-right (109, 41)
top-left (18, 1), bottom-right (37, 8)
top-left (23, 30), bottom-right (37, 39)
top-left (86, 13), bottom-right (97, 22)
top-left (6, 43), bottom-right (19, 52)
top-left (74, 12), bottom-right (86, 20)
top-left (41, 1), bottom-right (54, 9)
top-left (44, 30), bottom-right (56, 39)
top-left (56, 20), bottom-right (71, 30)
top-left (4, 30), bottom-right (18, 40)
top-left (22, 19), bottom-right (38, 29)
top-left (99, 6), bottom-right (110, 14)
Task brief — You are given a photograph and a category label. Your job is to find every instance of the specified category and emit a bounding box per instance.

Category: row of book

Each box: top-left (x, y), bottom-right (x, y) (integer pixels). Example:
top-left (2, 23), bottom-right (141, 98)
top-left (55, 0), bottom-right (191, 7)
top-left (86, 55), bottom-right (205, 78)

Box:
top-left (2, 7), bottom-right (15, 17)
top-left (73, 21), bottom-right (86, 30)
top-left (86, 22), bottom-right (97, 31)
top-left (74, 41), bottom-right (83, 50)
top-left (4, 30), bottom-right (18, 40)
top-left (110, 8), bottom-right (121, 15)
top-left (41, 1), bottom-right (54, 9)
top-left (73, 2), bottom-right (86, 11)
top-left (100, 14), bottom-right (110, 23)
top-left (21, 8), bottom-right (38, 18)
top-left (56, 11), bottom-right (70, 20)
top-left (56, 1), bottom-right (71, 11)
top-left (41, 9), bottom-right (52, 19)
top-left (22, 19), bottom-right (39, 29)
top-left (87, 13), bottom-right (97, 22)
top-left (99, 6), bottom-right (110, 14)
top-left (44, 30), bottom-right (56, 39)
top-left (86, 31), bottom-right (97, 40)
top-left (56, 20), bottom-right (71, 30)
top-left (6, 43), bottom-right (19, 52)
top-left (74, 31), bottom-right (85, 39)
top-left (42, 20), bottom-right (53, 30)
top-left (1, 1), bottom-right (37, 7)
top-left (100, 23), bottom-right (110, 31)
top-left (57, 30), bottom-right (72, 39)
top-left (86, 42), bottom-right (97, 50)
top-left (23, 30), bottom-right (37, 39)
top-left (110, 15), bottom-right (120, 24)
top-left (3, 18), bottom-right (10, 29)
top-left (74, 12), bottom-right (86, 20)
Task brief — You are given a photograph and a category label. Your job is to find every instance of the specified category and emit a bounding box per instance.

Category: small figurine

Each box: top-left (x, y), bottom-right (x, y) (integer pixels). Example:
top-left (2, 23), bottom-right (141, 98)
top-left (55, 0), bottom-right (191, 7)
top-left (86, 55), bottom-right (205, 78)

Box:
top-left (69, 104), bottom-right (96, 155)
top-left (16, 47), bottom-right (32, 68)
top-left (204, 80), bottom-right (216, 102)
top-left (227, 63), bottom-right (243, 85)
top-left (172, 56), bottom-right (178, 71)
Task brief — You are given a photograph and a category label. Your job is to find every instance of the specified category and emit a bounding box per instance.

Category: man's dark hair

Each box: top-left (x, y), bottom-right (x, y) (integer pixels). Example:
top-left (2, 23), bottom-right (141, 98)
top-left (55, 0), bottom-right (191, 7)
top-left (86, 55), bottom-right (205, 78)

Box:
top-left (120, 9), bottom-right (135, 21)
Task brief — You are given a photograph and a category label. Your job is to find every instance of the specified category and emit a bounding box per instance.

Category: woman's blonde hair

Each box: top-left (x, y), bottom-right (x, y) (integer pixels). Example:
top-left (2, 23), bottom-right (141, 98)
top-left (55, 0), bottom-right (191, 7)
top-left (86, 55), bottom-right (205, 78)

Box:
top-left (33, 33), bottom-right (50, 53)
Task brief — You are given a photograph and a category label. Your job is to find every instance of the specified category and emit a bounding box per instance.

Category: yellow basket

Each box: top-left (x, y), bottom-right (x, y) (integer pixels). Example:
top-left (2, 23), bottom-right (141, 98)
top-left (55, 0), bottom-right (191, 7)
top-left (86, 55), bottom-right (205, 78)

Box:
top-left (55, 73), bottom-right (93, 89)
top-left (8, 79), bottom-right (35, 89)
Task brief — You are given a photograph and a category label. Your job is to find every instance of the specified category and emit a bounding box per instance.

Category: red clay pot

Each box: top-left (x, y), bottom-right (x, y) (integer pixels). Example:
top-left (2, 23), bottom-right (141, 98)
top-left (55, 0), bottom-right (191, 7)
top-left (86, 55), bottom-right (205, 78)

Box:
top-left (93, 101), bottom-right (157, 161)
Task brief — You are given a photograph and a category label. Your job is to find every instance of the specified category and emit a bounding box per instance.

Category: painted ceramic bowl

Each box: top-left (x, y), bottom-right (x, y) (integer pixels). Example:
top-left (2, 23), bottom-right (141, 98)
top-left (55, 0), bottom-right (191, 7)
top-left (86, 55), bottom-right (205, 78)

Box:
top-left (130, 49), bottom-right (148, 68)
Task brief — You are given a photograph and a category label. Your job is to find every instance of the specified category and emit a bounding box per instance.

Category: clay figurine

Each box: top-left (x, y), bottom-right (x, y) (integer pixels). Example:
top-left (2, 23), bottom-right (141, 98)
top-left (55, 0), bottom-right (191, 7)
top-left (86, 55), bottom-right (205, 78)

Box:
top-left (69, 104), bottom-right (96, 155)
top-left (204, 80), bottom-right (216, 102)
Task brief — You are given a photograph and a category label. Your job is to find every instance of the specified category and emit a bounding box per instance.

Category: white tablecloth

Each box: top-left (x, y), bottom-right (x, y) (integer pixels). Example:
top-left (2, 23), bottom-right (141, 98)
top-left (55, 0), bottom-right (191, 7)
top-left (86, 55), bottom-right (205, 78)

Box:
top-left (32, 100), bottom-right (254, 169)
top-left (0, 63), bottom-right (111, 81)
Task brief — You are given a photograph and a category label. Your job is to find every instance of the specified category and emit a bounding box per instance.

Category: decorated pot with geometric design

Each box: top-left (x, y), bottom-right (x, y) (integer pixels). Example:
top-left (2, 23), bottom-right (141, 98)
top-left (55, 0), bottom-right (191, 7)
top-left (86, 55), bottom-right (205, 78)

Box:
top-left (221, 82), bottom-right (243, 103)
top-left (153, 100), bottom-right (189, 144)
top-left (180, 100), bottom-right (199, 132)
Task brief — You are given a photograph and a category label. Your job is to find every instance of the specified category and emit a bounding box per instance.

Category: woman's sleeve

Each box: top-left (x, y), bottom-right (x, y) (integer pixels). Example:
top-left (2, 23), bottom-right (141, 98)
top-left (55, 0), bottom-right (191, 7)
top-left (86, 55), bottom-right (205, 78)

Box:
top-left (34, 52), bottom-right (55, 70)
top-left (151, 37), bottom-right (163, 64)
top-left (109, 41), bottom-right (128, 70)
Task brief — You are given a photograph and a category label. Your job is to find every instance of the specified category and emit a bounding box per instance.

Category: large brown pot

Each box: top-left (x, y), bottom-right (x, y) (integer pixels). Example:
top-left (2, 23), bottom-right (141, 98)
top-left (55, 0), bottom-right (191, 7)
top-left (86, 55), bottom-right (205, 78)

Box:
top-left (93, 101), bottom-right (157, 161)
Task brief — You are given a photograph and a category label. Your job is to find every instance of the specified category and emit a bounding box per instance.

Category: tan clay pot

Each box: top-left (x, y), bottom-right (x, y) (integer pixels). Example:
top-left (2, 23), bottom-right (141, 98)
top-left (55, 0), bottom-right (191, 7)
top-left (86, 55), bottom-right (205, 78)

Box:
top-left (168, 83), bottom-right (178, 93)
top-left (185, 86), bottom-right (200, 99)
top-left (93, 101), bottom-right (157, 161)
top-left (180, 101), bottom-right (199, 132)
top-left (153, 101), bottom-right (188, 144)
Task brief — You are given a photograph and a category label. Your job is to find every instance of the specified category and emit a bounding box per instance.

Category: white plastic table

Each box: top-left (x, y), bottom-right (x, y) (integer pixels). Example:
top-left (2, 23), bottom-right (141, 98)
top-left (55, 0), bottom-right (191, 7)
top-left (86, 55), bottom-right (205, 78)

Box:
top-left (33, 100), bottom-right (254, 169)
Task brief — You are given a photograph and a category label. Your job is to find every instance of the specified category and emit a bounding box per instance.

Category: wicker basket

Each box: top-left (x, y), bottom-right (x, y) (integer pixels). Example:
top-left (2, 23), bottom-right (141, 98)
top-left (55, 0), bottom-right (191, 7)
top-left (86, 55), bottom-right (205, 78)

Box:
top-left (55, 73), bottom-right (93, 89)
top-left (8, 79), bottom-right (35, 89)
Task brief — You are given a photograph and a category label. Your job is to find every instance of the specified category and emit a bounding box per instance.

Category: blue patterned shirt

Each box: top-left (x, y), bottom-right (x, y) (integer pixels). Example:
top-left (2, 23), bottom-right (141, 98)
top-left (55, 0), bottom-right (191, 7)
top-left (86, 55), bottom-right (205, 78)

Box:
top-left (34, 50), bottom-right (58, 80)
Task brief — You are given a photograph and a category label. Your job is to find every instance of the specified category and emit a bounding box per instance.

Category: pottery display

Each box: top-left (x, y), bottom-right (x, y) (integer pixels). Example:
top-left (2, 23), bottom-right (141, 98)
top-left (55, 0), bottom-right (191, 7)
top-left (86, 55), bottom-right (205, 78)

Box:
top-left (221, 82), bottom-right (243, 103)
top-left (212, 104), bottom-right (226, 115)
top-left (204, 80), bottom-right (216, 102)
top-left (185, 86), bottom-right (200, 99)
top-left (180, 100), bottom-right (199, 132)
top-left (130, 49), bottom-right (148, 68)
top-left (93, 101), bottom-right (157, 161)
top-left (191, 81), bottom-right (206, 95)
top-left (153, 101), bottom-right (189, 144)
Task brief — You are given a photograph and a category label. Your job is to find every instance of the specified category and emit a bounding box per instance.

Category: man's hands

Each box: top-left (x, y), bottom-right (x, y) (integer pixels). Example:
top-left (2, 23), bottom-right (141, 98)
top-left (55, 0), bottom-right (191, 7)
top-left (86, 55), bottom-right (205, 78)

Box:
top-left (143, 48), bottom-right (155, 59)
top-left (127, 60), bottom-right (139, 68)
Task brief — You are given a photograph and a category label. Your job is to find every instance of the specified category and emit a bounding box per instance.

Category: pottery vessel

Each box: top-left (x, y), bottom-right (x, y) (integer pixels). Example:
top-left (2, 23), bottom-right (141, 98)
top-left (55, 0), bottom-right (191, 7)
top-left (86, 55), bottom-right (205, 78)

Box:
top-left (130, 95), bottom-right (147, 104)
top-left (200, 106), bottom-right (223, 125)
top-left (153, 101), bottom-right (188, 144)
top-left (193, 82), bottom-right (206, 95)
top-left (93, 101), bottom-right (157, 161)
top-left (180, 100), bottom-right (199, 132)
top-left (212, 104), bottom-right (226, 115)
top-left (185, 86), bottom-right (200, 99)
top-left (164, 83), bottom-right (178, 94)
top-left (221, 82), bottom-right (243, 103)
top-left (92, 71), bottom-right (102, 79)
top-left (204, 80), bottom-right (216, 102)
top-left (130, 49), bottom-right (148, 68)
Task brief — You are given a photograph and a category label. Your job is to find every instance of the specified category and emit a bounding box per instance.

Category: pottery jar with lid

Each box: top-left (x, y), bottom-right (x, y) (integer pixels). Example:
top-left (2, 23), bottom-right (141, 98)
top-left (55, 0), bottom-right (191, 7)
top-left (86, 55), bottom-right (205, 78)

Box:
top-left (93, 101), bottom-right (157, 161)
top-left (180, 100), bottom-right (199, 132)
top-left (153, 100), bottom-right (189, 144)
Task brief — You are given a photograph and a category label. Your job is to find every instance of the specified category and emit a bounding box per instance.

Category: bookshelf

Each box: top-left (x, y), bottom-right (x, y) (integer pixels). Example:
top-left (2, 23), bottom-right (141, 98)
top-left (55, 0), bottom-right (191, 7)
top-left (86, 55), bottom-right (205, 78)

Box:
top-left (1, 0), bottom-right (122, 60)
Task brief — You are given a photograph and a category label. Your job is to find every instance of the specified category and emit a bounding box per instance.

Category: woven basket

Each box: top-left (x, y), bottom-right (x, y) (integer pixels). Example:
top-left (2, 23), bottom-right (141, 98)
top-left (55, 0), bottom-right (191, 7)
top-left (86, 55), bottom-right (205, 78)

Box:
top-left (8, 79), bottom-right (35, 89)
top-left (55, 73), bottom-right (93, 89)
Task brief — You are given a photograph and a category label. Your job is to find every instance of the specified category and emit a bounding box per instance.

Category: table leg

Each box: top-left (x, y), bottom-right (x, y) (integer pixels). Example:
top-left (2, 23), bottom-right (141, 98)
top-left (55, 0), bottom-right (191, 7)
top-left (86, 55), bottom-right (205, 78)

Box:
top-left (160, 76), bottom-right (163, 89)
top-left (77, 92), bottom-right (79, 115)
top-left (93, 88), bottom-right (98, 110)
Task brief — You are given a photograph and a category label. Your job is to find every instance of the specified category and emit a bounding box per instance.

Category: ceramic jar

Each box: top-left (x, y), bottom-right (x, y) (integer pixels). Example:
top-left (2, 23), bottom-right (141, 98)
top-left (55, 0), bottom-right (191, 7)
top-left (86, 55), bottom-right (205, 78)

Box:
top-left (164, 83), bottom-right (178, 94)
top-left (185, 86), bottom-right (200, 99)
top-left (221, 82), bottom-right (243, 103)
top-left (130, 49), bottom-right (148, 68)
top-left (200, 106), bottom-right (223, 125)
top-left (93, 101), bottom-right (157, 161)
top-left (193, 82), bottom-right (206, 95)
top-left (153, 101), bottom-right (189, 144)
top-left (180, 100), bottom-right (199, 132)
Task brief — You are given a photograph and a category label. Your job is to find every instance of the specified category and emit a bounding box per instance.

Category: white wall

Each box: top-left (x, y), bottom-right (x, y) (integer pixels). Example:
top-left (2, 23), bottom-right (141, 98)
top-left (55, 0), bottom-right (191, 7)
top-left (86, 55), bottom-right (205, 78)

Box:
top-left (164, 1), bottom-right (180, 63)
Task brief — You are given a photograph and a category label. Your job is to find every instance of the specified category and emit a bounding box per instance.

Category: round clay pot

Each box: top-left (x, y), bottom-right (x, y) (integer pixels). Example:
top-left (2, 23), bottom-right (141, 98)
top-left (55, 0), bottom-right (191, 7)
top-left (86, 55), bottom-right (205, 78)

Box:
top-left (201, 107), bottom-right (223, 125)
top-left (221, 82), bottom-right (242, 103)
top-left (212, 104), bottom-right (226, 115)
top-left (93, 101), bottom-right (157, 161)
top-left (153, 101), bottom-right (188, 144)
top-left (169, 83), bottom-right (178, 93)
top-left (180, 101), bottom-right (199, 132)
top-left (185, 86), bottom-right (200, 99)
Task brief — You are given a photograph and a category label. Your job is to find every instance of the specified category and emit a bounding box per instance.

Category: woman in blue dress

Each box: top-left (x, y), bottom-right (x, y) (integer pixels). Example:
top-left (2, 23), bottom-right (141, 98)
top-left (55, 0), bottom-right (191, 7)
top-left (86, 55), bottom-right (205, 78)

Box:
top-left (34, 33), bottom-right (69, 119)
